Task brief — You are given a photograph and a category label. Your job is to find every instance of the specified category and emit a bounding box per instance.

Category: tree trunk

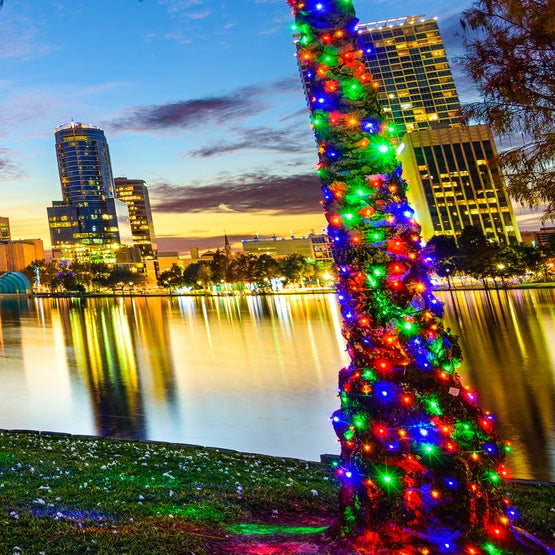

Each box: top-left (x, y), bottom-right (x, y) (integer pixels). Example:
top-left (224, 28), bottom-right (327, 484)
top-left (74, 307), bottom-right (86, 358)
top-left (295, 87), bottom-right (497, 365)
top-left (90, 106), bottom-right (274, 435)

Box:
top-left (288, 0), bottom-right (540, 552)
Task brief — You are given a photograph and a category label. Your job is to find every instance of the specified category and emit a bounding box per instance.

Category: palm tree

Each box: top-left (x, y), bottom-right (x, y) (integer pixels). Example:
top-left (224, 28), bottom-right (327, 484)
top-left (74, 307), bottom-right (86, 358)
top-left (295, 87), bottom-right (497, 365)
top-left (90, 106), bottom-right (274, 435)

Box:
top-left (288, 0), bottom-right (542, 552)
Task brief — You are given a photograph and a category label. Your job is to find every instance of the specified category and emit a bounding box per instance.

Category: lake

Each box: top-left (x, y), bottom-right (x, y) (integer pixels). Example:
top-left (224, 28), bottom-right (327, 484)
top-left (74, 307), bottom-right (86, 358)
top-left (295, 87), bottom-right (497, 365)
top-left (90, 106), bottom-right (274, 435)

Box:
top-left (0, 289), bottom-right (553, 481)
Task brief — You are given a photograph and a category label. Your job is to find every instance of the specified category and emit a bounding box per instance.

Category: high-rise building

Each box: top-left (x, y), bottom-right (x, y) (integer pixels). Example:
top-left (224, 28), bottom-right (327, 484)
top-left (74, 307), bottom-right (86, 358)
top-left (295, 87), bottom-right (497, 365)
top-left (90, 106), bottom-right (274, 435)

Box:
top-left (114, 177), bottom-right (158, 261)
top-left (298, 15), bottom-right (520, 243)
top-left (0, 217), bottom-right (11, 241)
top-left (360, 16), bottom-right (520, 243)
top-left (398, 125), bottom-right (519, 243)
top-left (47, 122), bottom-right (134, 262)
top-left (357, 16), bottom-right (462, 138)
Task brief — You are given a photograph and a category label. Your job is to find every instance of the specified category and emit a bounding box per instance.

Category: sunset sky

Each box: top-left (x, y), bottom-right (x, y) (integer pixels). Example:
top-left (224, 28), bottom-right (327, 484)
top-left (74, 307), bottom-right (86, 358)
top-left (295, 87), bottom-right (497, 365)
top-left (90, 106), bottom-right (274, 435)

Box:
top-left (0, 0), bottom-right (544, 254)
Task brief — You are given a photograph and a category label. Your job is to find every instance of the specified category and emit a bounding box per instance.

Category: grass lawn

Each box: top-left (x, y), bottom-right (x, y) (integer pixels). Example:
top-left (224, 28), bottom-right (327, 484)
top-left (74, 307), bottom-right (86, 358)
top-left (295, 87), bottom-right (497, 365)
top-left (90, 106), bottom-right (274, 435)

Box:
top-left (0, 431), bottom-right (553, 554)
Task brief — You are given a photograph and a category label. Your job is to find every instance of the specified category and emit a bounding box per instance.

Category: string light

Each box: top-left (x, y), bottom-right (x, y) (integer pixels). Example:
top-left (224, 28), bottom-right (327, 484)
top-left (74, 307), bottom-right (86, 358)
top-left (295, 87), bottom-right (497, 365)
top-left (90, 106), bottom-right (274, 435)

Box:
top-left (289, 0), bottom-right (522, 552)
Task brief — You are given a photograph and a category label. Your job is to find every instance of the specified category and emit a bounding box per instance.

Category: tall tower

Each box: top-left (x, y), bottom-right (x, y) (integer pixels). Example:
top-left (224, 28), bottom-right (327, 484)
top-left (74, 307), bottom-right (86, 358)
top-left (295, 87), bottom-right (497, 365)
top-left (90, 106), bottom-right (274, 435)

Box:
top-left (114, 177), bottom-right (158, 261)
top-left (356, 16), bottom-right (520, 243)
top-left (358, 16), bottom-right (520, 244)
top-left (299, 16), bottom-right (520, 244)
top-left (47, 122), bottom-right (133, 262)
top-left (357, 16), bottom-right (462, 138)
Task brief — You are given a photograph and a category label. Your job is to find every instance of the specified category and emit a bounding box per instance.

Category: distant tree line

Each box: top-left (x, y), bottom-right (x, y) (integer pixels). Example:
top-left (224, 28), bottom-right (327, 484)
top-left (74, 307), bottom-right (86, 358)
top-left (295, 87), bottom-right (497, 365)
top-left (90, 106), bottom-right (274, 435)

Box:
top-left (13, 231), bottom-right (554, 294)
top-left (157, 252), bottom-right (336, 293)
top-left (427, 224), bottom-right (555, 286)
top-left (20, 261), bottom-right (146, 293)
top-left (16, 253), bottom-right (336, 294)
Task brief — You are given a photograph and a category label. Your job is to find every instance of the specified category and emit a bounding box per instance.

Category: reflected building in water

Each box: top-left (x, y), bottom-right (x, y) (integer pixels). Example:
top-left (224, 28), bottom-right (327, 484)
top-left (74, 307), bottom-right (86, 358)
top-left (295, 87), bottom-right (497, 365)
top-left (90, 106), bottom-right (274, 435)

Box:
top-left (0, 293), bottom-right (552, 480)
top-left (440, 288), bottom-right (555, 481)
top-left (55, 298), bottom-right (147, 439)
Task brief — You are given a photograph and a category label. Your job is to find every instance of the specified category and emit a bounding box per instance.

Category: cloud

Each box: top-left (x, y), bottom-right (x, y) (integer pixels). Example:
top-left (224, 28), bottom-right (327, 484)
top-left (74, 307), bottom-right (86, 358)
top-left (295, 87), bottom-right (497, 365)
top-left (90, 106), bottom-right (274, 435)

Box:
top-left (0, 11), bottom-right (55, 61)
top-left (0, 149), bottom-right (23, 181)
top-left (108, 78), bottom-right (298, 132)
top-left (156, 234), bottom-right (247, 252)
top-left (150, 172), bottom-right (322, 215)
top-left (158, 0), bottom-right (211, 20)
top-left (189, 125), bottom-right (312, 158)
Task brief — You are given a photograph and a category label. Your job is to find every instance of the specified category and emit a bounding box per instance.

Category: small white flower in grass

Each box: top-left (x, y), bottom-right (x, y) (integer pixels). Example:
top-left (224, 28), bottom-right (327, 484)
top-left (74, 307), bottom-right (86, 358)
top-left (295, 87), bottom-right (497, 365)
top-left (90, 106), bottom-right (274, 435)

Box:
top-left (33, 498), bottom-right (46, 505)
top-left (311, 489), bottom-right (319, 496)
top-left (169, 490), bottom-right (174, 497)
top-left (139, 494), bottom-right (144, 500)
top-left (10, 511), bottom-right (19, 520)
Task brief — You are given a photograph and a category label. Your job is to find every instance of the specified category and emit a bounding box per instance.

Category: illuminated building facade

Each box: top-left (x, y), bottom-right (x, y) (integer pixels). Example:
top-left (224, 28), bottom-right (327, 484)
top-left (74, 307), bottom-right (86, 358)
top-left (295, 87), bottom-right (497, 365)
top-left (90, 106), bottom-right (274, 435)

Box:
top-left (0, 217), bottom-right (11, 241)
top-left (114, 177), bottom-right (158, 261)
top-left (0, 239), bottom-right (45, 273)
top-left (298, 15), bottom-right (519, 243)
top-left (47, 122), bottom-right (133, 262)
top-left (242, 233), bottom-right (332, 260)
top-left (398, 125), bottom-right (520, 243)
top-left (356, 16), bottom-right (519, 243)
top-left (357, 16), bottom-right (462, 138)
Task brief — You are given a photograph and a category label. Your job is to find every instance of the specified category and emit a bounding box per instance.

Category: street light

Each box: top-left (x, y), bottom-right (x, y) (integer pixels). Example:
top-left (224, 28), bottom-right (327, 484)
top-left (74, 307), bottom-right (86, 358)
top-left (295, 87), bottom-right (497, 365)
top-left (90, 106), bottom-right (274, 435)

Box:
top-left (497, 264), bottom-right (506, 288)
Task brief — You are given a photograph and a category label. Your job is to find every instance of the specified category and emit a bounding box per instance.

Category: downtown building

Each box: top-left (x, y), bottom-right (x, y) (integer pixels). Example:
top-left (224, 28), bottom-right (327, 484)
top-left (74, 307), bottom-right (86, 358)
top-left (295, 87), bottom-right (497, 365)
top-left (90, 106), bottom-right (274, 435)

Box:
top-left (114, 177), bottom-right (158, 262)
top-left (0, 216), bottom-right (45, 272)
top-left (299, 16), bottom-right (520, 244)
top-left (47, 122), bottom-right (135, 263)
top-left (242, 233), bottom-right (332, 261)
top-left (0, 217), bottom-right (11, 241)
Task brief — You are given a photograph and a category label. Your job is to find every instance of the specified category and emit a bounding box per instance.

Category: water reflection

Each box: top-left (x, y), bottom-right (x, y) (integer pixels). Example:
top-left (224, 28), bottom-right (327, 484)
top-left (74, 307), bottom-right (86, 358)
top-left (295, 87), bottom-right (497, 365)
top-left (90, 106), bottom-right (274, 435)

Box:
top-left (439, 288), bottom-right (555, 481)
top-left (0, 290), bottom-right (552, 480)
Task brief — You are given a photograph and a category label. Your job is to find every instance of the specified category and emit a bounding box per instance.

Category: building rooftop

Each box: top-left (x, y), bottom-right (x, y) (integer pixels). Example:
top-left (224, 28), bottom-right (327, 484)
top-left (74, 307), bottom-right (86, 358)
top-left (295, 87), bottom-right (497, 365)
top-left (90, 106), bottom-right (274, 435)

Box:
top-left (356, 15), bottom-right (435, 32)
top-left (54, 122), bottom-right (103, 133)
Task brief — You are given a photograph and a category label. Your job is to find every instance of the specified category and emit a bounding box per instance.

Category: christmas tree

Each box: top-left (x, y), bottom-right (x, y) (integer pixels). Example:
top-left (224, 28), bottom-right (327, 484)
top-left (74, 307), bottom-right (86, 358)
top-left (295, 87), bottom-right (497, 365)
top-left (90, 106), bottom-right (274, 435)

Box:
top-left (287, 1), bottom-right (545, 552)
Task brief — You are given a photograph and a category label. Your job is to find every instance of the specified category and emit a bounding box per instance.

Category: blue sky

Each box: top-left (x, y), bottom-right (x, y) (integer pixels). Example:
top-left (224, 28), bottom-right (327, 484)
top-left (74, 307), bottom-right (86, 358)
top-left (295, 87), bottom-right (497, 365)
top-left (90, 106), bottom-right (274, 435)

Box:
top-left (0, 0), bottom-right (542, 253)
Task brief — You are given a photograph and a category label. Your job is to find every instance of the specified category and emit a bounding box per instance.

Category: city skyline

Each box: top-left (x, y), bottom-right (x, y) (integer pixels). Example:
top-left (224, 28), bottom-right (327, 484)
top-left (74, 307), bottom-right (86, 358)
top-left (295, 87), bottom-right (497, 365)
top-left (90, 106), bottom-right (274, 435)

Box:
top-left (0, 0), bottom-right (543, 254)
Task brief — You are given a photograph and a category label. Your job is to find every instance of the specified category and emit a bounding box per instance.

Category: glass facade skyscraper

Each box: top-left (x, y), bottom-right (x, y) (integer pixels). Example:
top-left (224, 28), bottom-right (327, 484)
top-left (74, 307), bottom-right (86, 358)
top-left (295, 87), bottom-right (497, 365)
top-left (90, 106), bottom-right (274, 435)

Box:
top-left (48, 122), bottom-right (133, 261)
top-left (298, 15), bottom-right (520, 243)
top-left (398, 125), bottom-right (519, 243)
top-left (114, 177), bottom-right (158, 261)
top-left (357, 16), bottom-right (462, 138)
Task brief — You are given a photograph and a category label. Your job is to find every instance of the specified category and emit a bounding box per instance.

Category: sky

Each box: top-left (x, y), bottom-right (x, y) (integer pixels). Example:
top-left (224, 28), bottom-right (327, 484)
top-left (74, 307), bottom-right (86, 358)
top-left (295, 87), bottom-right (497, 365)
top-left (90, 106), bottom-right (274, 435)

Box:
top-left (0, 0), bottom-right (545, 254)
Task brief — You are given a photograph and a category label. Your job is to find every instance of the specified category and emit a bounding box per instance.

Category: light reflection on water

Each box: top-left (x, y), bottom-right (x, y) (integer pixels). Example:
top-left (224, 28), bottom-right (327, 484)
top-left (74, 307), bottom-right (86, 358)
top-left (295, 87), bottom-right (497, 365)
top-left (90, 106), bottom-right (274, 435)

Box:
top-left (0, 290), bottom-right (553, 481)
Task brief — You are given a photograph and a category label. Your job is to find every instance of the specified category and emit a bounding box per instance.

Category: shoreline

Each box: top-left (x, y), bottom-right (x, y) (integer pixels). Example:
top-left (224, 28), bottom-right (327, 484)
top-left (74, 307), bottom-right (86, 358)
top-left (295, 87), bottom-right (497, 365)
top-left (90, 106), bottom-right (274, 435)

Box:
top-left (2, 428), bottom-right (553, 486)
top-left (0, 429), bottom-right (553, 553)
top-left (1, 281), bottom-right (554, 299)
